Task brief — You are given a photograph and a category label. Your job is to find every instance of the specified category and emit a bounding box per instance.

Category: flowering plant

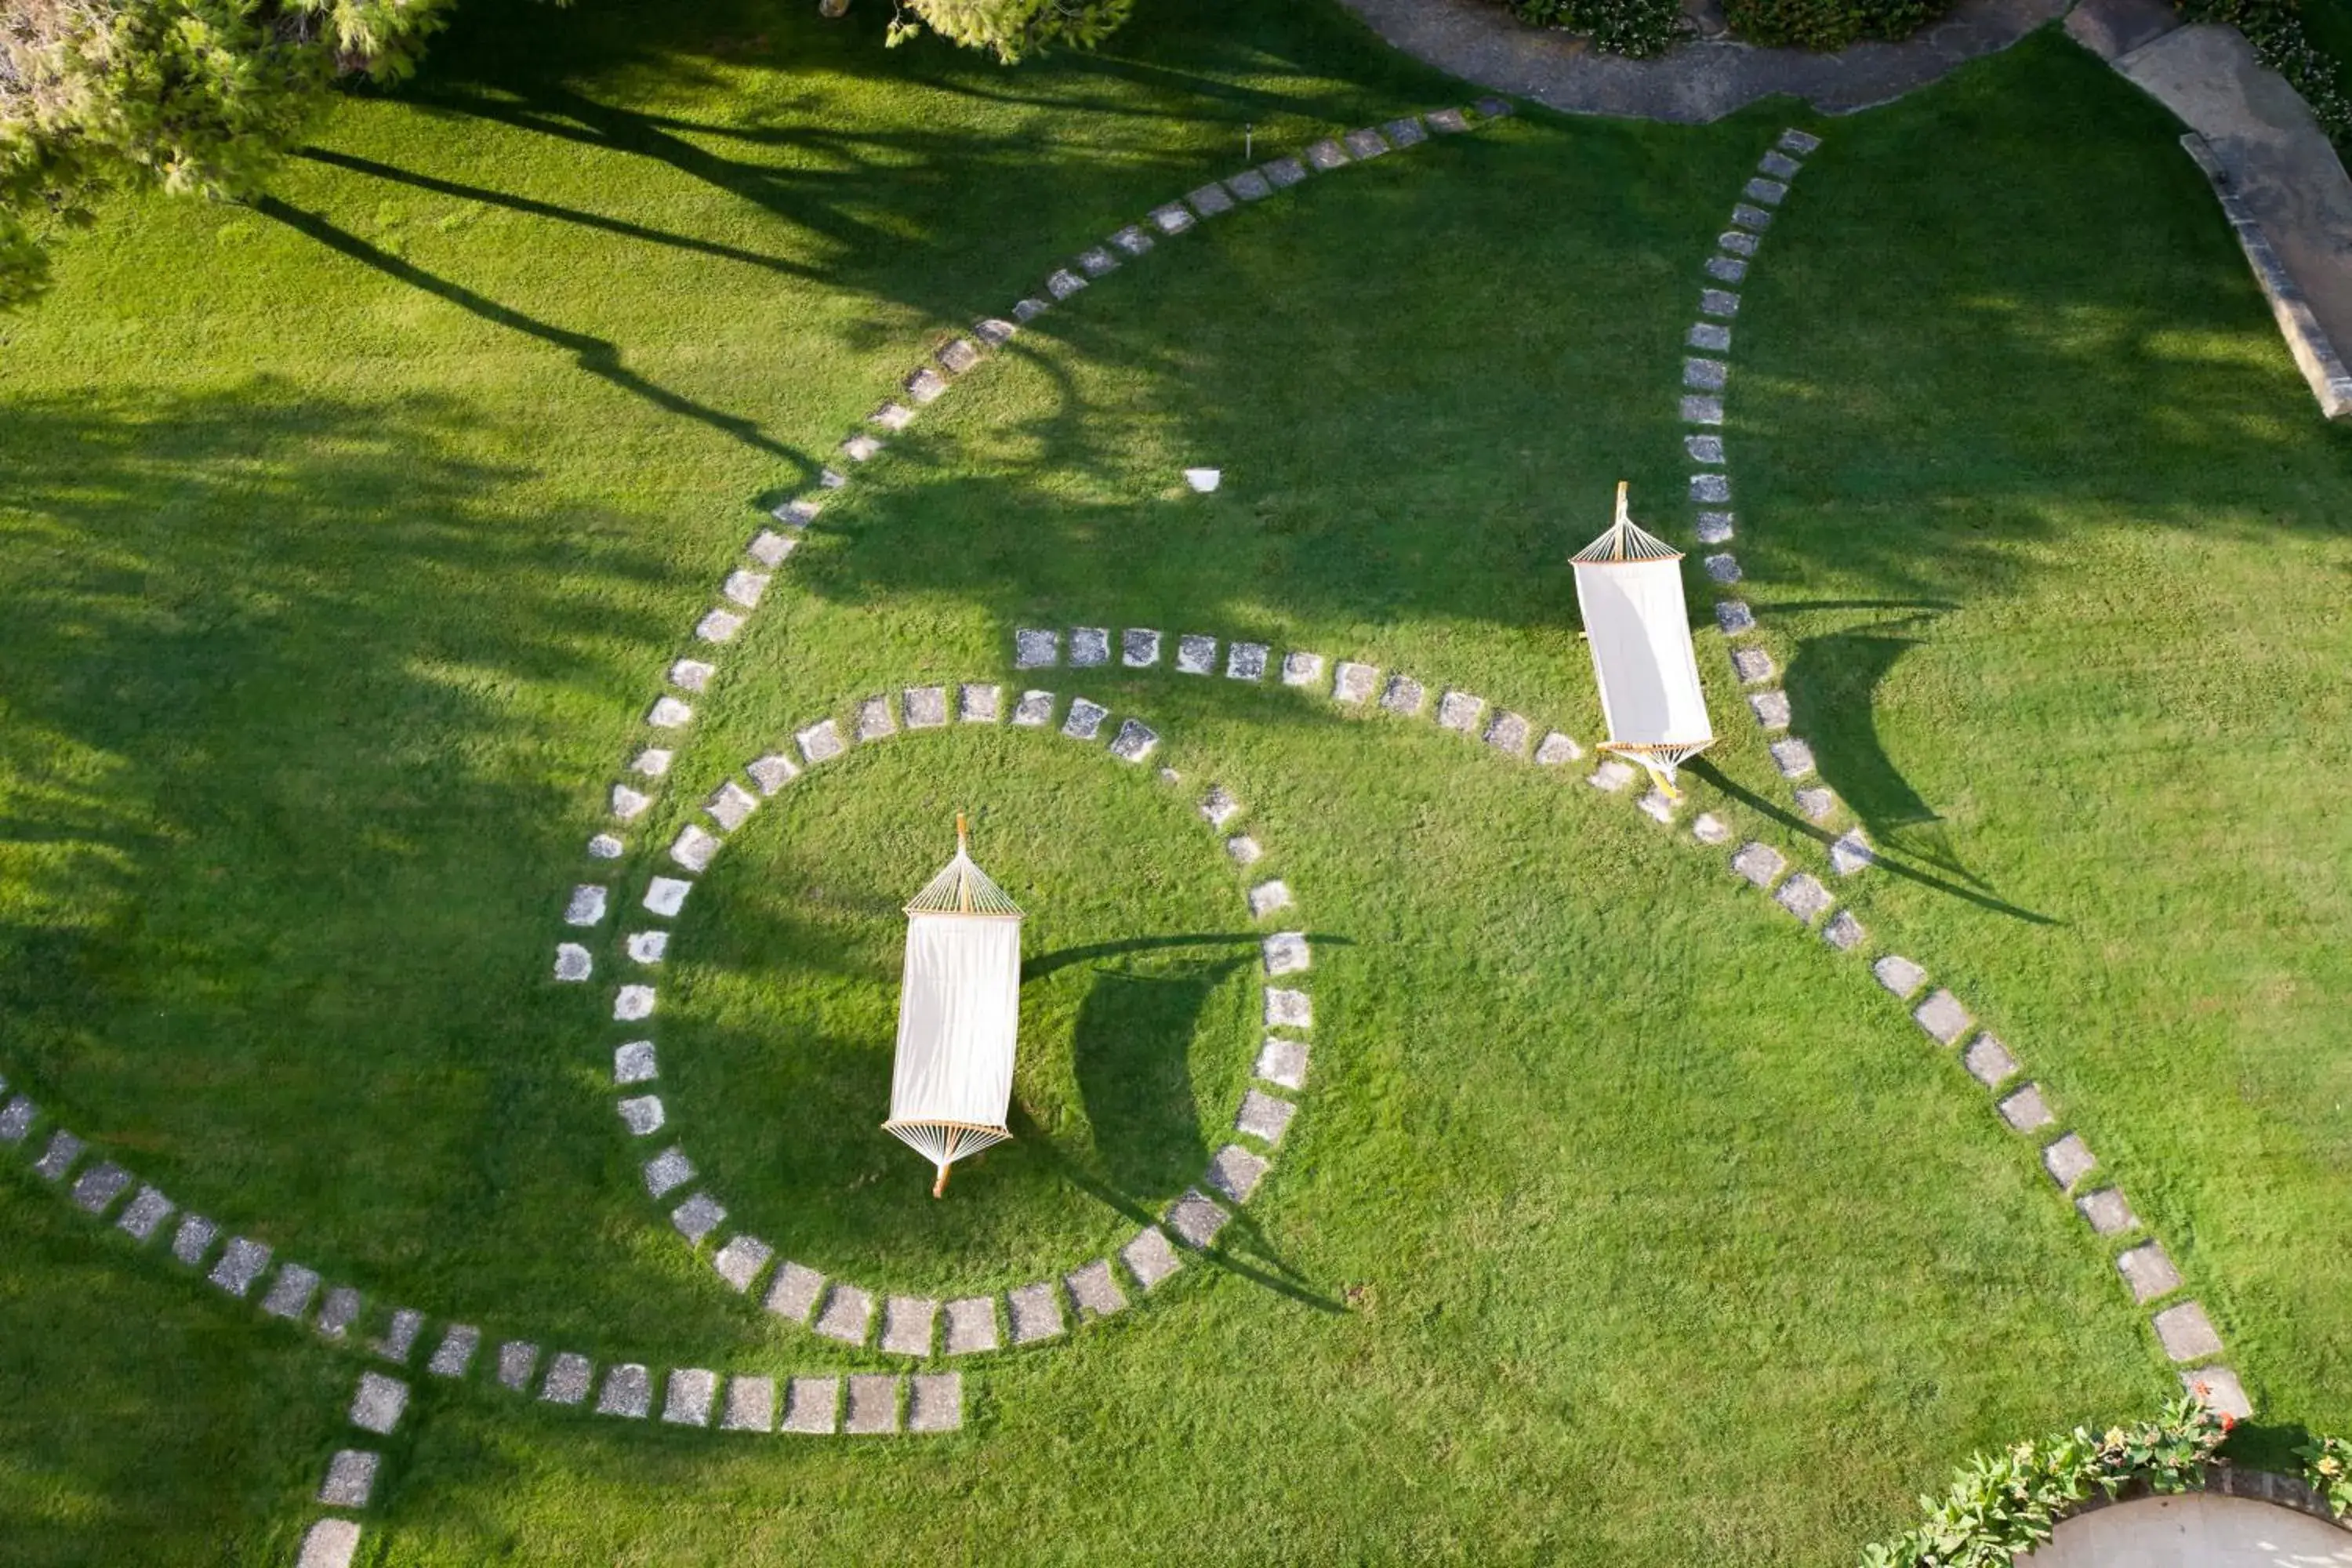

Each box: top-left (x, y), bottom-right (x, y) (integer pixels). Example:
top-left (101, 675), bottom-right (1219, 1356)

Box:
top-left (2300, 1434), bottom-right (2352, 1516)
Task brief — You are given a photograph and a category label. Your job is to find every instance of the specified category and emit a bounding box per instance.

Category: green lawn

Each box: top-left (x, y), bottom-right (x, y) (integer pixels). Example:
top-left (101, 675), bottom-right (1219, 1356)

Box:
top-left (0, 0), bottom-right (2347, 1561)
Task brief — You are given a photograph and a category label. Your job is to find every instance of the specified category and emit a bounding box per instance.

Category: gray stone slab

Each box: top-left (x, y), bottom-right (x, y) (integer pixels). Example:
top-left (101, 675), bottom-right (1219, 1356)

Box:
top-left (1262, 154), bottom-right (1310, 187)
top-left (1780, 128), bottom-right (1823, 154)
top-left (938, 335), bottom-right (984, 372)
top-left (1436, 690), bottom-right (1486, 732)
top-left (814, 1283), bottom-right (874, 1345)
top-left (1731, 202), bottom-right (1774, 230)
top-left (298, 1520), bottom-right (362, 1568)
top-left (1874, 955), bottom-right (1928, 998)
top-left (1306, 138), bottom-right (1351, 170)
top-left (1693, 513), bottom-right (1736, 550)
top-left (1332, 661), bottom-right (1378, 704)
top-left (2118, 1241), bottom-right (2183, 1304)
top-left (1681, 394), bottom-right (1725, 425)
top-left (644, 1146), bottom-right (695, 1200)
top-left (1828, 829), bottom-right (1876, 875)
top-left (586, 833), bottom-right (624, 860)
top-left (1683, 357), bottom-right (1730, 392)
top-left (609, 783), bottom-right (652, 823)
top-left (1704, 552), bottom-right (1743, 583)
top-left (1173, 633), bottom-right (1218, 674)
top-left (706, 779), bottom-right (759, 831)
top-left (1707, 255), bottom-right (1750, 285)
top-left (117, 1185), bottom-right (175, 1242)
top-left (669, 658), bottom-right (717, 694)
top-left (1250, 882), bottom-right (1294, 920)
top-left (1014, 628), bottom-right (1059, 669)
top-left (1045, 268), bottom-right (1086, 299)
top-left (316, 1286), bottom-right (363, 1340)
top-left (1065, 626), bottom-right (1110, 667)
top-left (1914, 988), bottom-right (1973, 1044)
top-left (171, 1214), bottom-right (219, 1267)
top-left (1265, 987), bottom-right (1311, 1030)
top-left (1716, 600), bottom-right (1755, 634)
top-left (1484, 710), bottom-right (1531, 756)
top-left (1109, 719), bottom-right (1159, 764)
top-left (1998, 1083), bottom-right (2055, 1132)
top-left (881, 1295), bottom-right (938, 1357)
top-left (1007, 1280), bottom-right (1065, 1344)
top-left (945, 1295), bottom-right (1000, 1356)
top-left (1822, 909), bottom-right (1867, 951)
top-left (2180, 1365), bottom-right (2253, 1420)
top-left (855, 694), bottom-right (898, 742)
top-left (871, 399), bottom-right (917, 430)
top-left (614, 1040), bottom-right (658, 1086)
top-left (1379, 673), bottom-right (1425, 715)
top-left (1428, 106), bottom-right (1470, 132)
top-left (1637, 789), bottom-right (1678, 825)
top-left (1280, 650), bottom-right (1326, 687)
top-left (721, 1375), bottom-right (775, 1432)
top-left (373, 1308), bottom-right (423, 1364)
top-left (616, 1095), bottom-right (665, 1137)
top-left (1120, 627), bottom-right (1162, 668)
top-left (1344, 127), bottom-right (1392, 158)
top-left (1689, 321), bottom-right (1734, 353)
top-left (625, 931), bottom-right (666, 967)
top-left (1769, 738), bottom-right (1815, 779)
top-left (210, 1237), bottom-right (272, 1298)
top-left (1226, 168), bottom-right (1273, 201)
top-left (495, 1340), bottom-right (539, 1391)
top-left (1730, 647), bottom-right (1774, 684)
top-left (713, 1233), bottom-right (773, 1293)
top-left (262, 1263), bottom-right (321, 1321)
top-left (1109, 224), bottom-right (1153, 256)
top-left (1691, 812), bottom-right (1732, 845)
top-left (597, 1363), bottom-right (653, 1418)
top-left (1206, 1143), bottom-right (1270, 1203)
top-left (1236, 1088), bottom-right (1297, 1145)
top-left (746, 753), bottom-right (798, 795)
top-left (31, 1129), bottom-right (82, 1181)
top-left (1200, 785), bottom-right (1242, 827)
top-left (1186, 182), bottom-right (1236, 217)
top-left (1730, 841), bottom-right (1786, 887)
top-left (1167, 1189), bottom-right (1230, 1250)
top-left (647, 695), bottom-right (695, 730)
top-left (1795, 786), bottom-right (1837, 821)
top-left (1700, 287), bottom-right (1742, 318)
top-left (1384, 114), bottom-right (1428, 147)
top-left (1749, 690), bottom-right (1791, 729)
top-left (2153, 1299), bottom-right (2223, 1362)
top-left (2043, 1132), bottom-right (2097, 1191)
top-left (1759, 148), bottom-right (1804, 179)
top-left (564, 884), bottom-right (608, 927)
top-left (427, 1324), bottom-right (480, 1378)
top-left (909, 1374), bottom-right (963, 1432)
top-left (959, 683), bottom-right (1001, 723)
top-left (1065, 1258), bottom-right (1127, 1319)
top-left (1774, 873), bottom-right (1832, 923)
top-left (613, 984), bottom-right (655, 1022)
top-left (672, 1192), bottom-right (726, 1243)
top-left (319, 1448), bottom-right (378, 1508)
top-left (70, 1160), bottom-right (131, 1215)
top-left (1588, 758), bottom-right (1638, 793)
top-left (1744, 176), bottom-right (1789, 205)
top-left (670, 823), bottom-right (720, 873)
top-left (903, 685), bottom-right (949, 729)
top-left (2077, 1187), bottom-right (2138, 1236)
top-left (350, 1371), bottom-right (408, 1434)
top-left (843, 432), bottom-right (884, 461)
top-left (1149, 201), bottom-right (1194, 234)
top-left (797, 718), bottom-right (845, 764)
top-left (1012, 689), bottom-right (1056, 727)
top-left (781, 1376), bottom-right (840, 1435)
top-left (1255, 1036), bottom-right (1310, 1090)
top-left (663, 1367), bottom-right (717, 1426)
top-left (1962, 1033), bottom-right (2020, 1086)
top-left (644, 877), bottom-right (692, 918)
top-left (541, 1352), bottom-right (593, 1405)
top-left (1262, 931), bottom-right (1310, 977)
top-left (1063, 697), bottom-right (1109, 740)
top-left (845, 1374), bottom-right (900, 1435)
top-left (1535, 731), bottom-right (1583, 765)
top-left (1719, 227), bottom-right (1760, 258)
top-left (1076, 245), bottom-right (1119, 277)
top-left (1686, 434), bottom-right (1726, 465)
top-left (1122, 1225), bottom-right (1185, 1290)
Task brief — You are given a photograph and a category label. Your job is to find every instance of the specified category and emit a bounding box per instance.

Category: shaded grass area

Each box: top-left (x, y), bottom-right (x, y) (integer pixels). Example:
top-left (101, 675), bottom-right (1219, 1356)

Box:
top-left (0, 2), bottom-right (2341, 1563)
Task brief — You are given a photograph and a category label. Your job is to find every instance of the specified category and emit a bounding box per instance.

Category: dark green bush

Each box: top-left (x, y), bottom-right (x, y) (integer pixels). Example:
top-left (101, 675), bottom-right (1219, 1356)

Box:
top-left (1721, 0), bottom-right (1950, 48)
top-left (1507, 0), bottom-right (1684, 57)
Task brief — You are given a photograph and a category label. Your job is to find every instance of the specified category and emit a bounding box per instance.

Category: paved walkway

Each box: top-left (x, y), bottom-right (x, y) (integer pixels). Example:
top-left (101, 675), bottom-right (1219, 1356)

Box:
top-left (1330, 0), bottom-right (2067, 122)
top-left (2025, 1493), bottom-right (2352, 1565)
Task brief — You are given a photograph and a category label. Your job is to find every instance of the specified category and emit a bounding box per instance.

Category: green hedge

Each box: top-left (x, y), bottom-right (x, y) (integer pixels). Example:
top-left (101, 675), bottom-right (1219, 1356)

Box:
top-left (1721, 0), bottom-right (1951, 49)
top-left (1505, 0), bottom-right (1684, 56)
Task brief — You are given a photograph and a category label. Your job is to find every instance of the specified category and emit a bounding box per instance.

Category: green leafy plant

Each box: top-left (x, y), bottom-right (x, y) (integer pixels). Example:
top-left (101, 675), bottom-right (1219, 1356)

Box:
top-left (1860, 1396), bottom-right (2230, 1567)
top-left (2176, 0), bottom-right (2352, 147)
top-left (2300, 1433), bottom-right (2352, 1516)
top-left (1505, 0), bottom-right (1683, 58)
top-left (1720, 0), bottom-right (1951, 49)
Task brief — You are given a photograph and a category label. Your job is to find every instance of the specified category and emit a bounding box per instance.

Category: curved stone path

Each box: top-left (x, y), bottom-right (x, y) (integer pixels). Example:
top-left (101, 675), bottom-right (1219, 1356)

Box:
top-left (1329, 0), bottom-right (2067, 123)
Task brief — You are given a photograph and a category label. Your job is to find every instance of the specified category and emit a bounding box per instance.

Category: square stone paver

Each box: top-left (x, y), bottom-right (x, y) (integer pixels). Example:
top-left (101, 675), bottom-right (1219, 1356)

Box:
top-left (1264, 986), bottom-right (1311, 1028)
top-left (745, 751), bottom-right (796, 793)
top-left (1874, 955), bottom-right (1928, 998)
top-left (1535, 731), bottom-right (1583, 765)
top-left (1730, 842), bottom-right (1786, 888)
top-left (1728, 647), bottom-right (1775, 684)
top-left (2076, 1187), bottom-right (2138, 1236)
top-left (1236, 1088), bottom-right (1296, 1145)
top-left (1684, 357), bottom-right (1729, 392)
top-left (210, 1237), bottom-right (272, 1298)
top-left (614, 1040), bottom-right (658, 1084)
top-left (1262, 931), bottom-right (1309, 976)
top-left (1720, 228), bottom-right (1759, 259)
top-left (1795, 786), bottom-right (1837, 821)
top-left (1744, 176), bottom-right (1789, 205)
top-left (1226, 168), bottom-right (1272, 201)
top-left (1769, 739), bottom-right (1815, 779)
top-left (1344, 127), bottom-right (1391, 158)
top-left (903, 685), bottom-right (948, 729)
top-left (1226, 641), bottom-right (1269, 680)
top-left (672, 1192), bottom-right (727, 1242)
top-left (1011, 689), bottom-right (1055, 727)
top-left (871, 399), bottom-right (917, 430)
top-left (596, 1363), bottom-right (653, 1418)
top-left (262, 1263), bottom-right (321, 1321)
top-left (909, 1374), bottom-right (963, 1433)
top-left (1045, 268), bottom-right (1086, 299)
top-left (171, 1213), bottom-right (219, 1267)
top-left (647, 695), bottom-right (695, 730)
top-left (427, 1324), bottom-right (479, 1378)
top-left (1690, 812), bottom-right (1731, 845)
top-left (644, 877), bottom-right (692, 918)
top-left (1068, 626), bottom-right (1111, 666)
top-left (1822, 909), bottom-right (1867, 951)
top-left (1828, 829), bottom-right (1876, 875)
top-left (1638, 790), bottom-right (1677, 824)
top-left (663, 1367), bottom-right (717, 1426)
top-left (1076, 245), bottom-right (1118, 277)
top-left (1436, 691), bottom-right (1486, 732)
top-left (1109, 225), bottom-right (1153, 256)
top-left (1187, 182), bottom-right (1236, 217)
top-left (1262, 155), bottom-right (1309, 187)
top-left (1306, 137), bottom-right (1351, 170)
top-left (1122, 1225), bottom-right (1185, 1290)
top-left (881, 1295), bottom-right (938, 1357)
top-left (855, 695), bottom-right (897, 742)
top-left (814, 1283), bottom-right (874, 1345)
top-left (316, 1286), bottom-right (363, 1339)
top-left (299, 1520), bottom-right (361, 1568)
top-left (670, 823), bottom-right (719, 873)
top-left (1774, 873), bottom-right (1832, 923)
top-left (1428, 106), bottom-right (1470, 132)
top-left (1759, 149), bottom-right (1803, 179)
top-left (643, 1146), bottom-right (695, 1199)
top-left (1014, 628), bottom-right (1059, 668)
top-left (2118, 1242), bottom-right (2183, 1304)
top-left (705, 781), bottom-right (758, 832)
top-left (71, 1160), bottom-right (131, 1215)
top-left (1281, 651), bottom-right (1326, 686)
top-left (541, 1352), bottom-right (593, 1406)
top-left (564, 885), bottom-right (608, 926)
top-left (118, 1185), bottom-right (175, 1242)
top-left (1779, 127), bottom-right (1823, 154)
top-left (350, 1371), bottom-right (408, 1434)
top-left (1149, 201), bottom-right (1194, 234)
top-left (1686, 434), bottom-right (1726, 464)
top-left (1913, 988), bottom-right (1973, 1045)
top-left (1998, 1083), bottom-right (2055, 1132)
top-left (1249, 880), bottom-right (1294, 920)
top-left (938, 334), bottom-right (983, 372)
top-left (1698, 511), bottom-right (1736, 545)
top-left (495, 1341), bottom-right (539, 1392)
top-left (319, 1448), bottom-right (378, 1508)
top-left (2181, 1367), bottom-right (2252, 1420)
top-left (1109, 719), bottom-right (1159, 763)
top-left (959, 683), bottom-right (1000, 723)
top-left (1704, 553), bottom-right (1743, 583)
top-left (1730, 202), bottom-right (1774, 230)
top-left (713, 1233), bottom-right (772, 1293)
top-left (721, 1375), bottom-right (775, 1432)
top-left (781, 1376), bottom-right (840, 1435)
top-left (1065, 1259), bottom-right (1127, 1319)
top-left (585, 828), bottom-right (624, 854)
top-left (1748, 691), bottom-right (1791, 729)
top-left (796, 718), bottom-right (844, 764)
top-left (1174, 633), bottom-right (1218, 673)
top-left (669, 658), bottom-right (717, 693)
top-left (1716, 600), bottom-right (1755, 634)
top-left (1707, 254), bottom-right (1749, 284)
top-left (1200, 785), bottom-right (1242, 827)
top-left (1682, 394), bottom-right (1726, 425)
top-left (945, 1295), bottom-right (1000, 1355)
top-left (2153, 1300), bottom-right (2223, 1362)
top-left (1255, 1036), bottom-right (1309, 1090)
top-left (1063, 698), bottom-right (1109, 740)
top-left (1007, 1281), bottom-right (1065, 1344)
top-left (31, 1129), bottom-right (81, 1181)
top-left (1380, 673), bottom-right (1425, 715)
top-left (1332, 661), bottom-right (1378, 703)
top-left (1166, 1189), bottom-right (1230, 1250)
top-left (1206, 1143), bottom-right (1270, 1203)
top-left (843, 432), bottom-right (884, 461)
top-left (372, 1308), bottom-right (423, 1365)
top-left (2043, 1132), bottom-right (2096, 1191)
top-left (1962, 1033), bottom-right (2020, 1086)
top-left (1589, 758), bottom-right (1638, 792)
top-left (1383, 115), bottom-right (1427, 147)
top-left (609, 785), bottom-right (650, 822)
top-left (845, 1375), bottom-right (900, 1435)
top-left (1484, 711), bottom-right (1531, 756)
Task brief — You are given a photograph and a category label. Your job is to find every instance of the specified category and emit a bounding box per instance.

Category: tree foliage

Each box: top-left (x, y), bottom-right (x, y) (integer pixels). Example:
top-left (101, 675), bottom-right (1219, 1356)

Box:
top-left (884, 0), bottom-right (1134, 61)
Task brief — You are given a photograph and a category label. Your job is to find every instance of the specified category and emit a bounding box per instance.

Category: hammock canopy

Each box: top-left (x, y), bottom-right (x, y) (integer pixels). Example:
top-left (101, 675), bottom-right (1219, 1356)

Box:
top-left (884, 816), bottom-right (1022, 1196)
top-left (1570, 482), bottom-right (1715, 786)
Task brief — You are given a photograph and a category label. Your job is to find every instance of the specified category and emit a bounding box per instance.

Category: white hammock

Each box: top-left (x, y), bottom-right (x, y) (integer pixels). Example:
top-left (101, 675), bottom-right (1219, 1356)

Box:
top-left (884, 816), bottom-right (1022, 1196)
top-left (1570, 482), bottom-right (1715, 792)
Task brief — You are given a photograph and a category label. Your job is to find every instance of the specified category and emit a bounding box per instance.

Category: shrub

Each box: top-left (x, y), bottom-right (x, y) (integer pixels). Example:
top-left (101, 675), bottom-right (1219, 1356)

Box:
top-left (1721, 0), bottom-right (1951, 49)
top-left (2301, 1432), bottom-right (2352, 1516)
top-left (1506, 0), bottom-right (1684, 57)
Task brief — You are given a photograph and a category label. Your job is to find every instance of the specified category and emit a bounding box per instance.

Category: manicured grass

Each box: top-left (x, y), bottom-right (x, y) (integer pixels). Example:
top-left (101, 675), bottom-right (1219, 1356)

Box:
top-left (0, 2), bottom-right (2344, 1562)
